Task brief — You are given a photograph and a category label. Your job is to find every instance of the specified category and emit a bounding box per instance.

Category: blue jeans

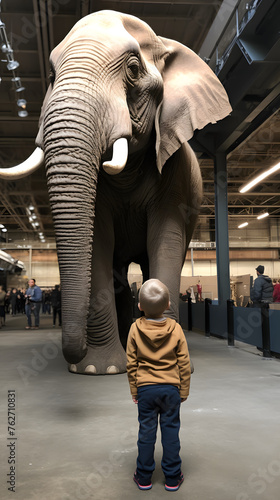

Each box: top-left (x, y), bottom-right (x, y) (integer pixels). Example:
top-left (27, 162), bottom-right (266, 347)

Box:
top-left (136, 385), bottom-right (182, 482)
top-left (25, 302), bottom-right (41, 327)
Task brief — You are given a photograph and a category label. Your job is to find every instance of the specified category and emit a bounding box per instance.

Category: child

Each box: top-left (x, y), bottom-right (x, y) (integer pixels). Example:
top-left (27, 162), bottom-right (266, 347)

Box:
top-left (126, 279), bottom-right (191, 492)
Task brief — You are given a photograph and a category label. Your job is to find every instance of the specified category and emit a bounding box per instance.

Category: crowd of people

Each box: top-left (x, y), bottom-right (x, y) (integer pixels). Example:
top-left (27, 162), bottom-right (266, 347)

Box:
top-left (0, 281), bottom-right (61, 329)
top-left (1, 267), bottom-right (280, 331)
top-left (178, 266), bottom-right (280, 306)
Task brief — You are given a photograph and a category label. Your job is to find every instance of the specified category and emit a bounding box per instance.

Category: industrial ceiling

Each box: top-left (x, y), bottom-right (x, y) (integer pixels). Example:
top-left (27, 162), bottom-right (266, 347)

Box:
top-left (0, 0), bottom-right (279, 247)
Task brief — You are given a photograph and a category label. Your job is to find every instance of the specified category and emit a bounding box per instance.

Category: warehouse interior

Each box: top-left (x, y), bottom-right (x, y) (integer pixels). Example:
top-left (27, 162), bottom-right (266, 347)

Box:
top-left (0, 1), bottom-right (280, 499)
top-left (0, 0), bottom-right (279, 286)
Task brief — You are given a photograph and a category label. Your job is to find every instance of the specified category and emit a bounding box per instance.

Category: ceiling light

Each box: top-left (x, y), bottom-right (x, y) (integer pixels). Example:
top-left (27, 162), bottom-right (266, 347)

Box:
top-left (7, 59), bottom-right (19, 71)
top-left (32, 214), bottom-right (37, 220)
top-left (5, 48), bottom-right (19, 70)
top-left (0, 19), bottom-right (27, 114)
top-left (34, 222), bottom-right (39, 227)
top-left (238, 222), bottom-right (248, 228)
top-left (0, 224), bottom-right (4, 228)
top-left (239, 161), bottom-right (280, 193)
top-left (15, 86), bottom-right (25, 92)
top-left (11, 77), bottom-right (25, 92)
top-left (17, 98), bottom-right (27, 108)
top-left (0, 22), bottom-right (9, 51)
top-left (18, 110), bottom-right (28, 117)
top-left (2, 228), bottom-right (7, 232)
top-left (257, 212), bottom-right (269, 220)
top-left (29, 205), bottom-right (34, 211)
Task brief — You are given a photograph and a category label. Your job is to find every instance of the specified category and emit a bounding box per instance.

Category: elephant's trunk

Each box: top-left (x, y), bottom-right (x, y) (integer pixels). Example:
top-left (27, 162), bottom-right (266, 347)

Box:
top-left (43, 95), bottom-right (99, 364)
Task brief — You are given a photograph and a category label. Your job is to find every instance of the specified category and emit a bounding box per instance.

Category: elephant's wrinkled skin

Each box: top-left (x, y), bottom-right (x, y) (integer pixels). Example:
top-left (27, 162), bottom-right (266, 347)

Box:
top-left (0, 11), bottom-right (231, 374)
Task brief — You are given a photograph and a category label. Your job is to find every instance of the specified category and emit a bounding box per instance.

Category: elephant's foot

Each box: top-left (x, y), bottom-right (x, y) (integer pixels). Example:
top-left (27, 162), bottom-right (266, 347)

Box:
top-left (68, 341), bottom-right (127, 375)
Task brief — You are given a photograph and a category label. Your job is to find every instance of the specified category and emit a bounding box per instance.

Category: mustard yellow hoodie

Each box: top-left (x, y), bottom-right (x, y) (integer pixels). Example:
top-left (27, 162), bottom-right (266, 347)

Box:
top-left (126, 317), bottom-right (191, 399)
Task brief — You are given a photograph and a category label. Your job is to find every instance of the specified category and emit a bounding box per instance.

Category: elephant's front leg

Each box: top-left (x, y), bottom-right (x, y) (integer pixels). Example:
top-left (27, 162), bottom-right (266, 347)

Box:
top-left (147, 145), bottom-right (202, 321)
top-left (69, 205), bottom-right (127, 375)
top-left (147, 209), bottom-right (187, 321)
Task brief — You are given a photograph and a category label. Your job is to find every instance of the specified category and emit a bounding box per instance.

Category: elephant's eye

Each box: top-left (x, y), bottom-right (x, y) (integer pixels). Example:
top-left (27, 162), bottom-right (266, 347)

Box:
top-left (126, 56), bottom-right (140, 85)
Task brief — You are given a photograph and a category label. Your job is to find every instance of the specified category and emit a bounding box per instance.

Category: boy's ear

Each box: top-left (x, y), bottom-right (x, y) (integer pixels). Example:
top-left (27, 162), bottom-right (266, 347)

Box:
top-left (138, 303), bottom-right (143, 312)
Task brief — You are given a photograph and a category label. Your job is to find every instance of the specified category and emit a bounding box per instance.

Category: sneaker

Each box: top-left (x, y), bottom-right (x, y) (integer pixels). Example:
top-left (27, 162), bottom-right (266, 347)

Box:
top-left (25, 326), bottom-right (31, 329)
top-left (133, 472), bottom-right (152, 490)
top-left (165, 473), bottom-right (184, 492)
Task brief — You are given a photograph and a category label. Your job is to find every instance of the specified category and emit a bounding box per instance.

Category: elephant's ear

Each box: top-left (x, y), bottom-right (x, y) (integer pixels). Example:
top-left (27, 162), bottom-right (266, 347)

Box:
top-left (155, 36), bottom-right (232, 172)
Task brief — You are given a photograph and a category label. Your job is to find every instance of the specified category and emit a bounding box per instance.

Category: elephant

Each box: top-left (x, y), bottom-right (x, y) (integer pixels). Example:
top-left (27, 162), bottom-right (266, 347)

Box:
top-left (0, 10), bottom-right (231, 375)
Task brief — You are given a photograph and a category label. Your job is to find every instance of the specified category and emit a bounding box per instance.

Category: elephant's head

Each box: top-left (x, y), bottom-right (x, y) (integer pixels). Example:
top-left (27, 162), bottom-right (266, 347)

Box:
top-left (0, 11), bottom-right (231, 364)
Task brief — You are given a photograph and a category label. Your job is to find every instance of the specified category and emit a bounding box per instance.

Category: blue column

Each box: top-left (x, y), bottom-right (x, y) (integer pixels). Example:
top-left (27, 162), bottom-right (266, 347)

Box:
top-left (214, 152), bottom-right (231, 303)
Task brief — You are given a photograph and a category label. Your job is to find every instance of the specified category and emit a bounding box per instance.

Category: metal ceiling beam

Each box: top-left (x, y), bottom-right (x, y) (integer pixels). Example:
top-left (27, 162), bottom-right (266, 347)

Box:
top-left (193, 0), bottom-right (280, 157)
top-left (32, 0), bottom-right (48, 94)
top-left (99, 0), bottom-right (221, 3)
top-left (200, 164), bottom-right (280, 168)
top-left (199, 213), bottom-right (280, 218)
top-left (204, 192), bottom-right (280, 196)
top-left (0, 117), bottom-right (40, 122)
top-left (47, 0), bottom-right (54, 50)
top-left (202, 204), bottom-right (280, 208)
top-left (226, 94), bottom-right (280, 155)
top-left (199, 0), bottom-right (240, 60)
top-left (1, 194), bottom-right (30, 232)
top-left (203, 180), bottom-right (280, 183)
top-left (81, 0), bottom-right (90, 17)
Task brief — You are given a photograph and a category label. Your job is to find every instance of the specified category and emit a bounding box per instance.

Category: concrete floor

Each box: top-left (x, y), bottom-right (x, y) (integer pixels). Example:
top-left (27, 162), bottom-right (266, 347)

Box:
top-left (1, 314), bottom-right (280, 500)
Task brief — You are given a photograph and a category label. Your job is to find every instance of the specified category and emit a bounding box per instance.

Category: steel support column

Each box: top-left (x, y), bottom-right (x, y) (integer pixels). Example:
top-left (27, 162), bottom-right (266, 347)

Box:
top-left (214, 152), bottom-right (231, 304)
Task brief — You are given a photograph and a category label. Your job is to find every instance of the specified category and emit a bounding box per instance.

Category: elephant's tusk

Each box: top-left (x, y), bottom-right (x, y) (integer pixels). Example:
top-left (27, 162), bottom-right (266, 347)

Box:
top-left (102, 138), bottom-right (128, 175)
top-left (0, 147), bottom-right (44, 180)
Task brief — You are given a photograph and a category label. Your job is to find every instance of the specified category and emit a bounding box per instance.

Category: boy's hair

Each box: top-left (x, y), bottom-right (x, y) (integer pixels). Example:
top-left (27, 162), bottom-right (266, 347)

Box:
top-left (139, 279), bottom-right (169, 318)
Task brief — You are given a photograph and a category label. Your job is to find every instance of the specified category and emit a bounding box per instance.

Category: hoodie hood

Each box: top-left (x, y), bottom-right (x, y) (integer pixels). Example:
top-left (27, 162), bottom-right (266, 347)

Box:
top-left (261, 275), bottom-right (272, 283)
top-left (135, 317), bottom-right (177, 348)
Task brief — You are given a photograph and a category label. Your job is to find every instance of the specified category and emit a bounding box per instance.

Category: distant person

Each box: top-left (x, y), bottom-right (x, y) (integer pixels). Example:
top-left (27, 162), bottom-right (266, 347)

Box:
top-left (5, 290), bottom-right (11, 314)
top-left (0, 285), bottom-right (6, 328)
top-left (197, 280), bottom-right (202, 301)
top-left (250, 265), bottom-right (273, 307)
top-left (180, 288), bottom-right (190, 302)
top-left (10, 288), bottom-right (18, 315)
top-left (25, 278), bottom-right (43, 329)
top-left (42, 289), bottom-right (46, 313)
top-left (44, 289), bottom-right (52, 315)
top-left (273, 279), bottom-right (280, 303)
top-left (19, 288), bottom-right (26, 314)
top-left (126, 279), bottom-right (191, 492)
top-left (51, 285), bottom-right (62, 327)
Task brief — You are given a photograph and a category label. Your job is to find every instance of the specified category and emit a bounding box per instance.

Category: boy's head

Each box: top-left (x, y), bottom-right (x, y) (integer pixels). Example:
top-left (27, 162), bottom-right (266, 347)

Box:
top-left (138, 279), bottom-right (170, 318)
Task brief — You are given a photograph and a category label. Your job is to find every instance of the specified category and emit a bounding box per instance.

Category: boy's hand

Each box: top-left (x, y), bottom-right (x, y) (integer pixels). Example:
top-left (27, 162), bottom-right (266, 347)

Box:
top-left (132, 397), bottom-right (138, 404)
